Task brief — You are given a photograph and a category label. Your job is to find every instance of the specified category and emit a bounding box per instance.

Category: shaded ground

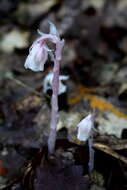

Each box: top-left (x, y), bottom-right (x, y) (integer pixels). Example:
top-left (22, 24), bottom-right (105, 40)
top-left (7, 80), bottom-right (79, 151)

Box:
top-left (0, 0), bottom-right (127, 189)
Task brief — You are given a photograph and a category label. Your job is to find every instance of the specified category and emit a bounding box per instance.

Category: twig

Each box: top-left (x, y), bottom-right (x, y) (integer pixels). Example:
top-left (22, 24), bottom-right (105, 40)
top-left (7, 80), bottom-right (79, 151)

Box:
top-left (93, 143), bottom-right (127, 164)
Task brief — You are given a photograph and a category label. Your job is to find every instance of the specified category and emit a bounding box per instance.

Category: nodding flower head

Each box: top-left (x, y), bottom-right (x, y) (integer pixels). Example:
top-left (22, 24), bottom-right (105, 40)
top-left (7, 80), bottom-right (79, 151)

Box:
top-left (24, 22), bottom-right (64, 72)
top-left (77, 114), bottom-right (94, 141)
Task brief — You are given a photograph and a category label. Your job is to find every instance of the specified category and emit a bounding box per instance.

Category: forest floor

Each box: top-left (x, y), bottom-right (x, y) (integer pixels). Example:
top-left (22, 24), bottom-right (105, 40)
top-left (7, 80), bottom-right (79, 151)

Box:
top-left (0, 0), bottom-right (127, 189)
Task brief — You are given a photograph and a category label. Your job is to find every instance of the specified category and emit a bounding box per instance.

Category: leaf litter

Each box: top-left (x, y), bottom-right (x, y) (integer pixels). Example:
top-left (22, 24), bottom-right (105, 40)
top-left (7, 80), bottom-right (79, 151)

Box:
top-left (1, 0), bottom-right (127, 189)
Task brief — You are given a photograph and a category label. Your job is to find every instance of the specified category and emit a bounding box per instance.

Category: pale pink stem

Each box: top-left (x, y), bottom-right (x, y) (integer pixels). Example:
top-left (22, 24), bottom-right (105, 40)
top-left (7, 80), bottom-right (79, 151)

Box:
top-left (48, 58), bottom-right (60, 154)
top-left (88, 136), bottom-right (94, 173)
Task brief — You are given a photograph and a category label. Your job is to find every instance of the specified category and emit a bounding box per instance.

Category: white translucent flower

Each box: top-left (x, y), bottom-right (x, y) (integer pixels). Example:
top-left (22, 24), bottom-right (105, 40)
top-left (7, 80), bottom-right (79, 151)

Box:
top-left (25, 41), bottom-right (48, 71)
top-left (77, 114), bottom-right (94, 141)
top-left (43, 72), bottom-right (69, 95)
top-left (24, 22), bottom-right (64, 72)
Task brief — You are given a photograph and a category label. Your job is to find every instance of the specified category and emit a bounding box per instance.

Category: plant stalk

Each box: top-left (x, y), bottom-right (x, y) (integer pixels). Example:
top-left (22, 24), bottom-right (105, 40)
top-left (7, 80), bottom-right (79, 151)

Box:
top-left (48, 58), bottom-right (60, 154)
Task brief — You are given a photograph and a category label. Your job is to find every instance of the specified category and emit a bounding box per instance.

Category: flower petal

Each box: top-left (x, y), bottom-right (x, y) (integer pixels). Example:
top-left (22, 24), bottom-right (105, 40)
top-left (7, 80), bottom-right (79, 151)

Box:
top-left (49, 21), bottom-right (60, 38)
top-left (43, 72), bottom-right (68, 95)
top-left (25, 42), bottom-right (48, 71)
top-left (77, 114), bottom-right (93, 141)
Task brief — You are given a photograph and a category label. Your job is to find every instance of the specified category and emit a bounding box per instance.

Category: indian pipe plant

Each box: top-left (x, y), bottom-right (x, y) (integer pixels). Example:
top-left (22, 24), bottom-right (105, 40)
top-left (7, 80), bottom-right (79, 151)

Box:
top-left (24, 22), bottom-right (95, 172)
